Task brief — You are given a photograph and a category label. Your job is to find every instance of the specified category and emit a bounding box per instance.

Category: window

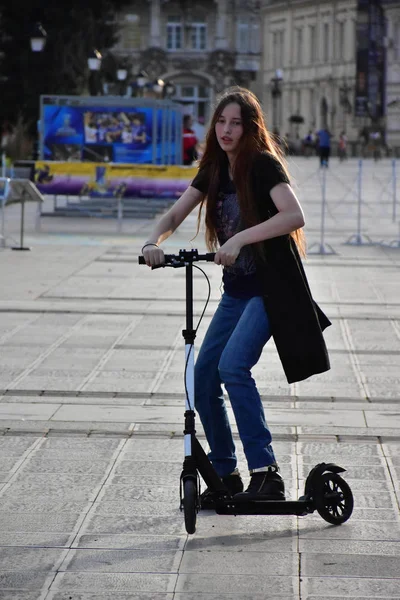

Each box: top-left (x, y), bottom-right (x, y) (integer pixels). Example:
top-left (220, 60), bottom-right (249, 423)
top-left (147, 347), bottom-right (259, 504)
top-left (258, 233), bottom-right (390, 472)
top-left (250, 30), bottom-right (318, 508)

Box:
top-left (167, 16), bottom-right (182, 50)
top-left (296, 28), bottom-right (303, 64)
top-left (174, 82), bottom-right (210, 121)
top-left (237, 17), bottom-right (260, 53)
top-left (189, 21), bottom-right (207, 50)
top-left (272, 31), bottom-right (285, 68)
top-left (309, 25), bottom-right (316, 63)
top-left (323, 23), bottom-right (330, 61)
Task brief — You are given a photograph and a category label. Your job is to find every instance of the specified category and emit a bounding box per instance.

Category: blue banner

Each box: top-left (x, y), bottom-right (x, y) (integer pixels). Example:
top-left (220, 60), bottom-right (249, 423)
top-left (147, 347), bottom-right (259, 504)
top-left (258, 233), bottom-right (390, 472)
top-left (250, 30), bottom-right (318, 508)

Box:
top-left (41, 99), bottom-right (182, 164)
top-left (354, 0), bottom-right (386, 120)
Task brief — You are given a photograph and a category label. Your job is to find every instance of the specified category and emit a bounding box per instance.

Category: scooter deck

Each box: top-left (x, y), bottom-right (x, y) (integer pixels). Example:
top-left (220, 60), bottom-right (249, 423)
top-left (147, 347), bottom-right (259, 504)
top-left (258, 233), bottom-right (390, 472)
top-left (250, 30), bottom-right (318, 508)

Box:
top-left (215, 499), bottom-right (313, 516)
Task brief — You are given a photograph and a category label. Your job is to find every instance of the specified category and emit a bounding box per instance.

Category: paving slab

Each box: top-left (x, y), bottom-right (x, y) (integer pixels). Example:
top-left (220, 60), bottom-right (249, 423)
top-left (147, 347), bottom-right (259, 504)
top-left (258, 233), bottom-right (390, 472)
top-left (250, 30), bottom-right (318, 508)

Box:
top-left (302, 551), bottom-right (400, 578)
top-left (47, 594), bottom-right (173, 600)
top-left (0, 532), bottom-right (71, 548)
top-left (299, 538), bottom-right (400, 556)
top-left (72, 534), bottom-right (184, 551)
top-left (50, 572), bottom-right (177, 593)
top-left (174, 573), bottom-right (298, 595)
top-left (179, 549), bottom-right (297, 575)
top-left (0, 547), bottom-right (67, 571)
top-left (85, 514), bottom-right (186, 536)
top-left (61, 547), bottom-right (182, 573)
top-left (301, 576), bottom-right (400, 598)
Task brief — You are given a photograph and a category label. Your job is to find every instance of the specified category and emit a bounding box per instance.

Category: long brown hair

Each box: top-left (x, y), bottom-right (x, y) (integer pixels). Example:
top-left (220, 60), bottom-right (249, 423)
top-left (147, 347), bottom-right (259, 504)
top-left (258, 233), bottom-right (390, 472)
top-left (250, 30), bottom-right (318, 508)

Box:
top-left (195, 86), bottom-right (306, 257)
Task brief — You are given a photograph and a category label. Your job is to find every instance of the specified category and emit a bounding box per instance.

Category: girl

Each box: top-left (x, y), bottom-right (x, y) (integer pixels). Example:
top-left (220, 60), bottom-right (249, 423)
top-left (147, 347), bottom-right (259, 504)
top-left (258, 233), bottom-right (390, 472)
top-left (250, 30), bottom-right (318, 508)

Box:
top-left (141, 87), bottom-right (331, 506)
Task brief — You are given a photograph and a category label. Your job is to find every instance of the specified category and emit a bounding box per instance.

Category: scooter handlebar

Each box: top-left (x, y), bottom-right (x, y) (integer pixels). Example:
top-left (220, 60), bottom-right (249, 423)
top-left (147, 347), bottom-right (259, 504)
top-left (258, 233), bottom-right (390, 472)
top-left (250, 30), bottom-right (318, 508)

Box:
top-left (138, 250), bottom-right (216, 268)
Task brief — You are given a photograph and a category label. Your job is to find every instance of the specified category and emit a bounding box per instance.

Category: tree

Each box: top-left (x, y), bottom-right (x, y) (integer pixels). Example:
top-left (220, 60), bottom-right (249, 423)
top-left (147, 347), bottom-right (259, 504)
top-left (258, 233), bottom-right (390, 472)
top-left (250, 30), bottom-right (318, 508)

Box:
top-left (0, 0), bottom-right (131, 135)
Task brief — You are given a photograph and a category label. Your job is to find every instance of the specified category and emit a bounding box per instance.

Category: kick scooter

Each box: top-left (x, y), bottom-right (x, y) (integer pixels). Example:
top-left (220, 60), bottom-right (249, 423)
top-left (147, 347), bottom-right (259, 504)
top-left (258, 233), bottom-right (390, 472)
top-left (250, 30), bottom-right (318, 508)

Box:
top-left (139, 249), bottom-right (354, 534)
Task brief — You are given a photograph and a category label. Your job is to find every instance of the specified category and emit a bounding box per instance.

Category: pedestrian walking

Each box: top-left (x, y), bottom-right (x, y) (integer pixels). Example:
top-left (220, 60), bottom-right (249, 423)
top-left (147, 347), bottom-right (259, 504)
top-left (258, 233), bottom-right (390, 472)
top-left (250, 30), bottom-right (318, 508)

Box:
top-left (338, 131), bottom-right (348, 162)
top-left (316, 127), bottom-right (332, 167)
top-left (182, 115), bottom-right (198, 166)
top-left (303, 130), bottom-right (314, 157)
top-left (141, 87), bottom-right (331, 506)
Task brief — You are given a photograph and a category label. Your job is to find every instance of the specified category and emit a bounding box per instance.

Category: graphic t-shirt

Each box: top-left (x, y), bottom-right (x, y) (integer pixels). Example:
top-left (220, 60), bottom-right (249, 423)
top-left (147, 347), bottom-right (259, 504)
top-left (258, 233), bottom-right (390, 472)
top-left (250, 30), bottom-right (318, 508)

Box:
top-left (190, 153), bottom-right (290, 298)
top-left (317, 129), bottom-right (331, 148)
top-left (215, 173), bottom-right (262, 298)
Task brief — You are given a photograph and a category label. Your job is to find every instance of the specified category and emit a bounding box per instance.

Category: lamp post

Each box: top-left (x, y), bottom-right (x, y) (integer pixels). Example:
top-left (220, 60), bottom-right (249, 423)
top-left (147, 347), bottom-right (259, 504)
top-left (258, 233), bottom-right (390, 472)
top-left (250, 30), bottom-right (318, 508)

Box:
top-left (30, 23), bottom-right (47, 52)
top-left (270, 69), bottom-right (283, 133)
top-left (116, 67), bottom-right (128, 96)
top-left (28, 24), bottom-right (47, 160)
top-left (134, 70), bottom-right (149, 97)
top-left (152, 78), bottom-right (165, 97)
top-left (88, 49), bottom-right (102, 96)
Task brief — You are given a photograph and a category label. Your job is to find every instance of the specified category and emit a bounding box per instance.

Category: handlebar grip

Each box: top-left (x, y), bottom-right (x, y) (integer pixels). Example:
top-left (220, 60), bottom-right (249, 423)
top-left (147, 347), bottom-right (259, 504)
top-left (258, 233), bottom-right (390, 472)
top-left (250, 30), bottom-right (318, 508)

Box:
top-left (138, 252), bottom-right (216, 265)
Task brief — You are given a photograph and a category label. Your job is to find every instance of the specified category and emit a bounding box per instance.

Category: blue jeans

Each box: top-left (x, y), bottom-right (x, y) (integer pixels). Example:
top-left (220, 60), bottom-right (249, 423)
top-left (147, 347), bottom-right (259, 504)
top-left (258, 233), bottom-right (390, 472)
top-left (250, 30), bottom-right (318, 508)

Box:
top-left (194, 293), bottom-right (276, 477)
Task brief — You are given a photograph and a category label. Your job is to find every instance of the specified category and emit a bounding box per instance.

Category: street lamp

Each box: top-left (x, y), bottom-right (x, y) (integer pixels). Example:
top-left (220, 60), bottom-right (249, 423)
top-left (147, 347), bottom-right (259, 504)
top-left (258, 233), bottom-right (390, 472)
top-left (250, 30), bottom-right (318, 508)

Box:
top-left (30, 23), bottom-right (47, 52)
top-left (116, 67), bottom-right (128, 96)
top-left (117, 68), bottom-right (128, 82)
top-left (88, 49), bottom-right (102, 96)
top-left (152, 78), bottom-right (165, 96)
top-left (270, 69), bottom-right (283, 133)
top-left (134, 70), bottom-right (149, 97)
top-left (164, 81), bottom-right (176, 98)
top-left (88, 49), bottom-right (102, 72)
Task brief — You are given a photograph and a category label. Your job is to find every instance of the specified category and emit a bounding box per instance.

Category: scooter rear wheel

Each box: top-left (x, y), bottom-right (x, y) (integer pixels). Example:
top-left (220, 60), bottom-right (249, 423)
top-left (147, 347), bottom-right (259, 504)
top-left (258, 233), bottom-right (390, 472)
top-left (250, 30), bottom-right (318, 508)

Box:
top-left (315, 472), bottom-right (353, 525)
top-left (183, 478), bottom-right (197, 534)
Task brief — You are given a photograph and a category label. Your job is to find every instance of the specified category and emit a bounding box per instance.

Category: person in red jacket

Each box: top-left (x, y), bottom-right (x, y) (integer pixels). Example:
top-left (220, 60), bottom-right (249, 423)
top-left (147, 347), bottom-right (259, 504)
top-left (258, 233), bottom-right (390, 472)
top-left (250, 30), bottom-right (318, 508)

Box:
top-left (182, 115), bottom-right (198, 165)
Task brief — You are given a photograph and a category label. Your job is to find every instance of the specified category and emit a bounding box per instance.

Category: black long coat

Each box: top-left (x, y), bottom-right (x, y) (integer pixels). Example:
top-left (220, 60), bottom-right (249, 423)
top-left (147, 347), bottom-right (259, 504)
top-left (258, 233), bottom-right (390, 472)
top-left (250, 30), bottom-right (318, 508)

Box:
top-left (251, 154), bottom-right (331, 383)
top-left (191, 152), bottom-right (331, 384)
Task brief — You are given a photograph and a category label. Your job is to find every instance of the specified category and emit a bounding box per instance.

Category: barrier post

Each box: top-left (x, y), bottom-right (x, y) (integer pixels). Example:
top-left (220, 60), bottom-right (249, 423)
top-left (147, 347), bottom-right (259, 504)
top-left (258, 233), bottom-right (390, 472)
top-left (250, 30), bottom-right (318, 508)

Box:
top-left (11, 198), bottom-right (30, 251)
top-left (117, 196), bottom-right (123, 233)
top-left (35, 200), bottom-right (42, 232)
top-left (345, 159), bottom-right (374, 245)
top-left (0, 177), bottom-right (10, 248)
top-left (392, 159), bottom-right (397, 223)
top-left (307, 166), bottom-right (337, 255)
top-left (0, 197), bottom-right (5, 248)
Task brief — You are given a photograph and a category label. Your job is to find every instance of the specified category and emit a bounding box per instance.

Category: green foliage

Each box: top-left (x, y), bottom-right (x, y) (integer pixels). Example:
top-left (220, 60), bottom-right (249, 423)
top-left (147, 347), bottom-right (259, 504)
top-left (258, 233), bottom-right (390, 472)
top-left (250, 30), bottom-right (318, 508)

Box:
top-left (0, 0), bottom-right (131, 132)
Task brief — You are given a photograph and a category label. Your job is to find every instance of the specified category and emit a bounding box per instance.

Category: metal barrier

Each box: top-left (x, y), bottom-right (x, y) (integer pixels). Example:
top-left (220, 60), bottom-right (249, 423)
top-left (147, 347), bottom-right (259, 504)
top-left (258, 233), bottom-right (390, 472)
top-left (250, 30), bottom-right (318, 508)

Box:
top-left (307, 166), bottom-right (337, 255)
top-left (0, 178), bottom-right (44, 250)
top-left (297, 159), bottom-right (399, 253)
top-left (0, 177), bottom-right (11, 248)
top-left (344, 160), bottom-right (375, 246)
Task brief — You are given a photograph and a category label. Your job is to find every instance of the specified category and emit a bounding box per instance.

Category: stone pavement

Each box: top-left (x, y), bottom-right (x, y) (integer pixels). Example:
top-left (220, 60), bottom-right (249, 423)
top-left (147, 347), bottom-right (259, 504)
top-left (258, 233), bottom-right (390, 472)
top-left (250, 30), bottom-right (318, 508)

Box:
top-left (0, 157), bottom-right (399, 599)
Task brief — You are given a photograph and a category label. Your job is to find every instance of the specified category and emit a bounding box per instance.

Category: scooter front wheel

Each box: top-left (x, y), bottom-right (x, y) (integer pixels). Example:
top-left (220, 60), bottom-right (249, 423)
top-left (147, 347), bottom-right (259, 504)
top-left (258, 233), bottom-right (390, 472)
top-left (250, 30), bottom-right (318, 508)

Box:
top-left (183, 478), bottom-right (198, 534)
top-left (315, 472), bottom-right (354, 525)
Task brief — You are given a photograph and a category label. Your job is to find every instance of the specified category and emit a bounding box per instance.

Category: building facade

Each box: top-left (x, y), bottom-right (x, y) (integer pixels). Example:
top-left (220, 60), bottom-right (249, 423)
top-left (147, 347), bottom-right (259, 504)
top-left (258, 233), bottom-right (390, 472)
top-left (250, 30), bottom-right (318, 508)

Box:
top-left (109, 0), bottom-right (399, 148)
top-left (261, 0), bottom-right (400, 148)
top-left (112, 0), bottom-right (262, 123)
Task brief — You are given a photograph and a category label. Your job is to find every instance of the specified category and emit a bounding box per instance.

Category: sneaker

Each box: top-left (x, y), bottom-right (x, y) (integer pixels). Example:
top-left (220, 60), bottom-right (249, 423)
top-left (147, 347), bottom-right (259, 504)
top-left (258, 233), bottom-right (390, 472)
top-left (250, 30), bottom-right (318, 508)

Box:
top-left (234, 465), bottom-right (285, 501)
top-left (200, 470), bottom-right (244, 509)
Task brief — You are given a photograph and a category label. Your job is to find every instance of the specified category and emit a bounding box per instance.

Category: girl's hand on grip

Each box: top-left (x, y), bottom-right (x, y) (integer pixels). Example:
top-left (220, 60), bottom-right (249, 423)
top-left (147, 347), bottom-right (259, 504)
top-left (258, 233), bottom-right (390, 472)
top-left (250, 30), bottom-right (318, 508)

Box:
top-left (142, 245), bottom-right (165, 268)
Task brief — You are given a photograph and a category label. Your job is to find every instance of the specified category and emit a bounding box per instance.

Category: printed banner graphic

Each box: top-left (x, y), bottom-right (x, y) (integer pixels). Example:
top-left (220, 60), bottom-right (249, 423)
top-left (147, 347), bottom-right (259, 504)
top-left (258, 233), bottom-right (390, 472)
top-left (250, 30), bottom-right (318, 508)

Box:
top-left (42, 101), bottom-right (180, 164)
top-left (34, 162), bottom-right (197, 199)
top-left (354, 0), bottom-right (386, 119)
